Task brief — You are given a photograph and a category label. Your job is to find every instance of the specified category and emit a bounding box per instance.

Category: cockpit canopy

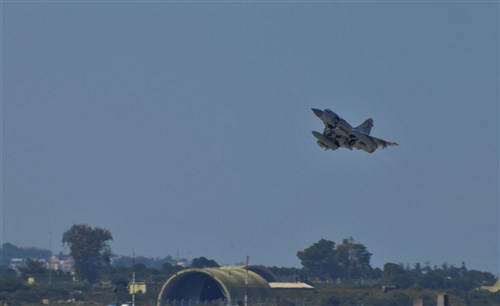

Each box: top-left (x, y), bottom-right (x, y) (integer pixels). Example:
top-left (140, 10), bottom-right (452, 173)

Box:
top-left (324, 109), bottom-right (339, 120)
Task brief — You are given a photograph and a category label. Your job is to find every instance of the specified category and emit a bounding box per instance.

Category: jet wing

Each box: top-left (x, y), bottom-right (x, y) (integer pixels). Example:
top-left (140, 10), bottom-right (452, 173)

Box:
top-left (352, 140), bottom-right (375, 153)
top-left (370, 136), bottom-right (399, 148)
top-left (348, 130), bottom-right (398, 153)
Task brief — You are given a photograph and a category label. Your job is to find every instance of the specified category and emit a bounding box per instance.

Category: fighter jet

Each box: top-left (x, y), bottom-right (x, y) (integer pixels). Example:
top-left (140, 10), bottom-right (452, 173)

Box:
top-left (311, 108), bottom-right (398, 153)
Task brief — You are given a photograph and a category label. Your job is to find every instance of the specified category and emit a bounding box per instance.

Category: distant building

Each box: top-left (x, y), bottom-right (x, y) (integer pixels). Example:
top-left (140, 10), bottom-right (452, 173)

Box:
top-left (10, 258), bottom-right (47, 272)
top-left (50, 255), bottom-right (75, 273)
top-left (129, 282), bottom-right (147, 294)
top-left (175, 261), bottom-right (187, 267)
top-left (10, 258), bottom-right (27, 271)
top-left (268, 282), bottom-right (314, 289)
top-left (27, 277), bottom-right (36, 285)
top-left (437, 293), bottom-right (449, 306)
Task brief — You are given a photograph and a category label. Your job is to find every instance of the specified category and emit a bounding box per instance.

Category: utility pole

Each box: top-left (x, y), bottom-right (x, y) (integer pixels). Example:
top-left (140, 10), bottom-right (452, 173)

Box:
top-left (132, 251), bottom-right (136, 306)
top-left (48, 231), bottom-right (52, 286)
top-left (244, 256), bottom-right (249, 306)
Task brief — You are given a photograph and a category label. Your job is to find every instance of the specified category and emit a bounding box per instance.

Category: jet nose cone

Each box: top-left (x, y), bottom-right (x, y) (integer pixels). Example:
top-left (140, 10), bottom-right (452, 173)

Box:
top-left (311, 108), bottom-right (323, 118)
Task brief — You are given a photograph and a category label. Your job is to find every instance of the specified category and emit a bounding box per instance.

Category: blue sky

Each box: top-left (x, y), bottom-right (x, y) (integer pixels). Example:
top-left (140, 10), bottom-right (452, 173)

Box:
top-left (2, 2), bottom-right (498, 274)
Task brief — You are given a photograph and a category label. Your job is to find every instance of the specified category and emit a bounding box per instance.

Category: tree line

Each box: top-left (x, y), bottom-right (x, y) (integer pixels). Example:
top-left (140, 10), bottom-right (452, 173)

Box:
top-left (0, 243), bottom-right (51, 265)
top-left (1, 224), bottom-right (498, 305)
top-left (293, 237), bottom-right (496, 292)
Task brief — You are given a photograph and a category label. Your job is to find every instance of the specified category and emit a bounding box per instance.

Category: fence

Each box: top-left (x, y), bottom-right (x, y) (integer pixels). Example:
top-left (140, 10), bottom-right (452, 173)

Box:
top-left (160, 297), bottom-right (323, 306)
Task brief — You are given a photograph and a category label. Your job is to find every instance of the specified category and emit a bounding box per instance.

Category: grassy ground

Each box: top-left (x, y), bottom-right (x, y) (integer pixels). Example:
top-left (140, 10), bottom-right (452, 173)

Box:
top-left (5, 287), bottom-right (500, 306)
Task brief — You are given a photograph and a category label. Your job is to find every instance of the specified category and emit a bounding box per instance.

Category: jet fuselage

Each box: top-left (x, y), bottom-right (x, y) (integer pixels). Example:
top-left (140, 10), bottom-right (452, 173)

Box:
top-left (311, 108), bottom-right (398, 153)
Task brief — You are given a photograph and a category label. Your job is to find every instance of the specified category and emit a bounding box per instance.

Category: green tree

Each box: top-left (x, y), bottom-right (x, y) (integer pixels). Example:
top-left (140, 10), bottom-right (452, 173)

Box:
top-left (161, 262), bottom-right (184, 277)
top-left (0, 266), bottom-right (23, 301)
top-left (382, 263), bottom-right (415, 288)
top-left (462, 269), bottom-right (496, 286)
top-left (191, 257), bottom-right (219, 268)
top-left (62, 224), bottom-right (113, 284)
top-left (266, 266), bottom-right (304, 282)
top-left (334, 237), bottom-right (373, 280)
top-left (297, 239), bottom-right (338, 280)
top-left (19, 258), bottom-right (48, 277)
top-left (99, 265), bottom-right (131, 287)
top-left (418, 269), bottom-right (449, 289)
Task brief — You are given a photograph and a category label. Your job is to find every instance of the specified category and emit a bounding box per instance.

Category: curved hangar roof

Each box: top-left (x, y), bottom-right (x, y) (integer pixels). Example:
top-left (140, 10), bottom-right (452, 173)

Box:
top-left (157, 266), bottom-right (276, 305)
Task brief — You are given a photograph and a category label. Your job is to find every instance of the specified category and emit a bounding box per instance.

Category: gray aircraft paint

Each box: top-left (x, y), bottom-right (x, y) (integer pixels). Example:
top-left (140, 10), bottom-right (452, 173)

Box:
top-left (311, 108), bottom-right (398, 153)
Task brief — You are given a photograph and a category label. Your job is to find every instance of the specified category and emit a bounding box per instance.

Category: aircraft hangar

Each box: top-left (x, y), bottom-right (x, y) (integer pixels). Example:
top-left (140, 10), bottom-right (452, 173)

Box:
top-left (156, 266), bottom-right (312, 306)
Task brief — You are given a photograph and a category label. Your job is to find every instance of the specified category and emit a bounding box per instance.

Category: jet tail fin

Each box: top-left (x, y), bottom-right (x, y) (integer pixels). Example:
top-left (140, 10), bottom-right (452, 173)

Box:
top-left (354, 118), bottom-right (374, 135)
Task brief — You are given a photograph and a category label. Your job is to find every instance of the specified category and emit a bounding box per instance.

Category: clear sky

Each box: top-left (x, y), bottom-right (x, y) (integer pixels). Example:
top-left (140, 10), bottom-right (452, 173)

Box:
top-left (1, 2), bottom-right (498, 274)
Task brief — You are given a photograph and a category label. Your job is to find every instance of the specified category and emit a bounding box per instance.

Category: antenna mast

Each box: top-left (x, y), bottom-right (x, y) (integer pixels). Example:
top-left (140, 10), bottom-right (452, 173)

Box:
top-left (244, 256), bottom-right (249, 306)
top-left (132, 251), bottom-right (136, 306)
